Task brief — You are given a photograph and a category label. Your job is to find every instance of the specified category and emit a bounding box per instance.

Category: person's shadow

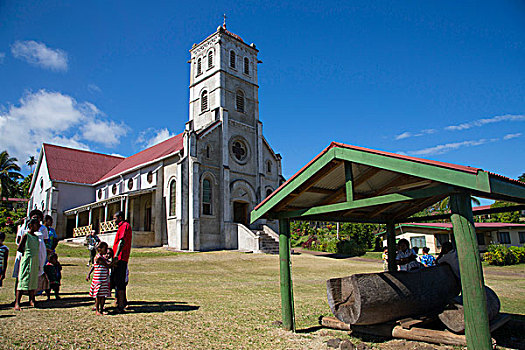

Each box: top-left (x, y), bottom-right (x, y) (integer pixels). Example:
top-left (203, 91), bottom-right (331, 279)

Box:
top-left (123, 300), bottom-right (199, 314)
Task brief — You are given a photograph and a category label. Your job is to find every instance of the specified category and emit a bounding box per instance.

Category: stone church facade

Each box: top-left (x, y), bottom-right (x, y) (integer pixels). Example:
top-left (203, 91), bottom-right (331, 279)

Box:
top-left (28, 25), bottom-right (283, 251)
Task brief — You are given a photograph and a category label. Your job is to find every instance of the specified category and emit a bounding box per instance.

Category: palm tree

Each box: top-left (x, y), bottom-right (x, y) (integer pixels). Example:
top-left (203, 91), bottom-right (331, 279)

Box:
top-left (438, 196), bottom-right (481, 211)
top-left (0, 151), bottom-right (23, 198)
top-left (26, 156), bottom-right (37, 173)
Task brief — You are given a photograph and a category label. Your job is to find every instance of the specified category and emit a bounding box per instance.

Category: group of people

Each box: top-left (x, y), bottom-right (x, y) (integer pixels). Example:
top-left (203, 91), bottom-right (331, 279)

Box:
top-left (10, 210), bottom-right (61, 310)
top-left (0, 209), bottom-right (133, 315)
top-left (382, 238), bottom-right (460, 278)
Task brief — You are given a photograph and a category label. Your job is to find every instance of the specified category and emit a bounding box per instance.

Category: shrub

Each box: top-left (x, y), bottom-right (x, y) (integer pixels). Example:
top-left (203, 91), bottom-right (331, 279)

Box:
top-left (484, 244), bottom-right (520, 266)
top-left (509, 246), bottom-right (525, 263)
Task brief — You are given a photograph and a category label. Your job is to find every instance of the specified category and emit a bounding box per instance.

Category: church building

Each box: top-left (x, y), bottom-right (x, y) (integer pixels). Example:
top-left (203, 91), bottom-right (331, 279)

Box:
top-left (28, 25), bottom-right (284, 252)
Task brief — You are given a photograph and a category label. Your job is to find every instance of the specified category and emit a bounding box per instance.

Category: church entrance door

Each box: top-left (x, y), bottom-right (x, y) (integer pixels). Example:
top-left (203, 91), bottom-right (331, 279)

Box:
top-left (233, 201), bottom-right (249, 226)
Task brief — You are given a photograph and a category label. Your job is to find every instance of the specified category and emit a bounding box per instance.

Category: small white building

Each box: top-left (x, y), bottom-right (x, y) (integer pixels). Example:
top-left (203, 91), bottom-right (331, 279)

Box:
top-left (380, 222), bottom-right (525, 254)
top-left (28, 25), bottom-right (284, 252)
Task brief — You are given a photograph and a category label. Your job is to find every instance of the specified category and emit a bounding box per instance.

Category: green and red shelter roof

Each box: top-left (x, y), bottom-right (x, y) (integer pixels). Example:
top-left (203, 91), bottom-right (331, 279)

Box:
top-left (251, 142), bottom-right (525, 224)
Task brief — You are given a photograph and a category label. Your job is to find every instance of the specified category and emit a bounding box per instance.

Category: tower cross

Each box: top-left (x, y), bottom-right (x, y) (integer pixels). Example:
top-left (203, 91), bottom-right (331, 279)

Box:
top-left (223, 14), bottom-right (227, 29)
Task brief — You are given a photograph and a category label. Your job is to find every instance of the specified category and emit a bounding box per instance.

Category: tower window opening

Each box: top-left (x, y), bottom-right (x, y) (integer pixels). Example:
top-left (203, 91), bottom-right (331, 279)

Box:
top-left (267, 160), bottom-right (272, 173)
top-left (197, 57), bottom-right (202, 75)
top-left (230, 50), bottom-right (236, 68)
top-left (244, 57), bottom-right (249, 75)
top-left (208, 51), bottom-right (213, 68)
top-left (201, 90), bottom-right (208, 112)
top-left (206, 145), bottom-right (211, 159)
top-left (236, 90), bottom-right (244, 113)
top-left (202, 179), bottom-right (212, 215)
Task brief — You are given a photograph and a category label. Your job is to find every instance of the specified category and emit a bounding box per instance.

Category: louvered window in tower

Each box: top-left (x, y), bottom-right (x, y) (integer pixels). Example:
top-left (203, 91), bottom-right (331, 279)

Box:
top-left (236, 91), bottom-right (244, 113)
top-left (208, 51), bottom-right (213, 68)
top-left (201, 90), bottom-right (208, 112)
top-left (197, 58), bottom-right (202, 75)
top-left (230, 50), bottom-right (235, 68)
top-left (244, 57), bottom-right (249, 75)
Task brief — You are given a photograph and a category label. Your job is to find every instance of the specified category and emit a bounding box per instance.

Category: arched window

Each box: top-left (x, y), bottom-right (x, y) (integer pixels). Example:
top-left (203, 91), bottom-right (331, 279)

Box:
top-left (244, 57), bottom-right (249, 75)
top-left (208, 51), bottom-right (213, 68)
top-left (236, 90), bottom-right (244, 113)
top-left (266, 188), bottom-right (273, 198)
top-left (202, 179), bottom-right (212, 215)
top-left (201, 90), bottom-right (208, 112)
top-left (197, 57), bottom-right (202, 75)
top-left (266, 160), bottom-right (272, 174)
top-left (229, 50), bottom-right (235, 68)
top-left (169, 180), bottom-right (176, 216)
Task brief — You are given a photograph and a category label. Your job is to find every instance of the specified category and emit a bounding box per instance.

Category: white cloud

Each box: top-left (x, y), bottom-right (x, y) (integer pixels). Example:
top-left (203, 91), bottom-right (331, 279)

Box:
top-left (0, 89), bottom-right (128, 165)
top-left (403, 138), bottom-right (498, 156)
top-left (88, 84), bottom-right (102, 93)
top-left (503, 133), bottom-right (522, 140)
top-left (0, 52), bottom-right (5, 64)
top-left (445, 114), bottom-right (525, 131)
top-left (137, 128), bottom-right (175, 148)
top-left (395, 129), bottom-right (436, 140)
top-left (11, 40), bottom-right (68, 71)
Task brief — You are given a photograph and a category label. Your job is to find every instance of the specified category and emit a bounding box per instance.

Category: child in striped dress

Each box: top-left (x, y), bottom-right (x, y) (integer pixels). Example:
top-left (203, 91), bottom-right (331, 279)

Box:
top-left (88, 242), bottom-right (113, 315)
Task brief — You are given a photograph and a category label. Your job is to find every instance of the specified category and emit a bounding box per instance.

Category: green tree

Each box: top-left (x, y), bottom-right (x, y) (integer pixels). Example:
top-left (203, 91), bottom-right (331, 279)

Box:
top-left (0, 151), bottom-right (23, 198)
top-left (488, 201), bottom-right (521, 223)
top-left (518, 172), bottom-right (525, 183)
top-left (26, 155), bottom-right (37, 173)
top-left (19, 173), bottom-right (33, 198)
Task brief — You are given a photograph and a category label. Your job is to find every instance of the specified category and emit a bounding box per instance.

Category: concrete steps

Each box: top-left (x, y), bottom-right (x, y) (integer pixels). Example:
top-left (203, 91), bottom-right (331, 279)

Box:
top-left (256, 231), bottom-right (279, 254)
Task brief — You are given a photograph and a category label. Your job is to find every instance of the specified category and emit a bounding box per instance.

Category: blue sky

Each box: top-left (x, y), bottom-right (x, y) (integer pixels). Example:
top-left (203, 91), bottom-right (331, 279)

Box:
top-left (1, 1), bottom-right (524, 198)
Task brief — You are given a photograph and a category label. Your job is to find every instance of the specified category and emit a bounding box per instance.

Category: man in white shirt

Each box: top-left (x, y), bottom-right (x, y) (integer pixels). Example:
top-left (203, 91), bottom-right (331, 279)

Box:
top-left (396, 239), bottom-right (421, 271)
top-left (437, 241), bottom-right (460, 279)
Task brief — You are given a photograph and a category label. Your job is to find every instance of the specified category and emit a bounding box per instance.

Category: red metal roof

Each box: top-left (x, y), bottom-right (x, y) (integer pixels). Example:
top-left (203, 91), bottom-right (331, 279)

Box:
top-left (1, 197), bottom-right (29, 202)
top-left (96, 133), bottom-right (184, 183)
top-left (44, 144), bottom-right (124, 184)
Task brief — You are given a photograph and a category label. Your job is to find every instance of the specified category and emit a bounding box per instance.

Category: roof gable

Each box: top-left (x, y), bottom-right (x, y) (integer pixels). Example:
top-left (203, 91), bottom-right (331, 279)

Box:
top-left (43, 144), bottom-right (124, 184)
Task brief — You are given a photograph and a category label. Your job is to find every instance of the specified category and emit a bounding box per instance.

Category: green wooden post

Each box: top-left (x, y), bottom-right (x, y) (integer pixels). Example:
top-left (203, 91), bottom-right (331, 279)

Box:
top-left (279, 218), bottom-right (295, 331)
top-left (344, 161), bottom-right (354, 201)
top-left (386, 221), bottom-right (397, 272)
top-left (450, 192), bottom-right (491, 350)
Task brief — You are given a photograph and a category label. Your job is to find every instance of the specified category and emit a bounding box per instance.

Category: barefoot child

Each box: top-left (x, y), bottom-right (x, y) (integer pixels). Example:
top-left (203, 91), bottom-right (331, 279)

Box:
top-left (44, 253), bottom-right (62, 299)
top-left (88, 242), bottom-right (113, 315)
top-left (14, 218), bottom-right (41, 310)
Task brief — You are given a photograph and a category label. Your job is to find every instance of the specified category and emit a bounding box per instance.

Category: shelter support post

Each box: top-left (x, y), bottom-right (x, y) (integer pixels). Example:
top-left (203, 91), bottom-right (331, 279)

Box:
top-left (279, 218), bottom-right (295, 332)
top-left (450, 192), bottom-right (491, 350)
top-left (386, 221), bottom-right (397, 272)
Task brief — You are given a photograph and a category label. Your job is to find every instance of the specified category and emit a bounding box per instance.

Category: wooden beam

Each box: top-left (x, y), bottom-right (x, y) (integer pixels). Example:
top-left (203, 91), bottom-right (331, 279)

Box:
top-left (278, 219), bottom-right (295, 332)
top-left (317, 166), bottom-right (382, 206)
top-left (400, 203), bottom-right (525, 223)
top-left (386, 221), bottom-right (397, 272)
top-left (274, 160), bottom-right (342, 211)
top-left (450, 192), bottom-right (491, 350)
top-left (344, 161), bottom-right (354, 202)
top-left (277, 184), bottom-right (454, 219)
top-left (393, 194), bottom-right (448, 221)
top-left (335, 147), bottom-right (492, 193)
top-left (369, 202), bottom-right (399, 218)
top-left (306, 187), bottom-right (333, 195)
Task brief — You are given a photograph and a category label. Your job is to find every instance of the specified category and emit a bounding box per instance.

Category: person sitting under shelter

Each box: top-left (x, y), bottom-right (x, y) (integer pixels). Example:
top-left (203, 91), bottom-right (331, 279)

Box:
top-left (396, 239), bottom-right (420, 271)
top-left (419, 247), bottom-right (436, 267)
top-left (437, 242), bottom-right (460, 279)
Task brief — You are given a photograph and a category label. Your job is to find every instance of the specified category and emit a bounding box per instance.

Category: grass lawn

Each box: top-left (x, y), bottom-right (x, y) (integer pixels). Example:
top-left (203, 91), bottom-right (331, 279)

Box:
top-left (1, 241), bottom-right (524, 349)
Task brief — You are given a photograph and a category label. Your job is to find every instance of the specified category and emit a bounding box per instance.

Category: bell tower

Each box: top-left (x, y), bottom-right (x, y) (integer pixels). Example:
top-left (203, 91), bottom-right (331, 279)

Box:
top-left (188, 23), bottom-right (259, 131)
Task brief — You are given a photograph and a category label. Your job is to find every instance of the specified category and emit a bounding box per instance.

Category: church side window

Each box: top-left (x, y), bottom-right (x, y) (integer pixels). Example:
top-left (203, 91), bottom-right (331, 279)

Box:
top-left (230, 50), bottom-right (235, 68)
top-left (236, 90), bottom-right (244, 113)
top-left (202, 179), bottom-right (212, 215)
top-left (169, 180), bottom-right (176, 216)
top-left (244, 57), bottom-right (249, 75)
top-left (201, 90), bottom-right (208, 112)
top-left (266, 160), bottom-right (272, 174)
top-left (206, 145), bottom-right (211, 159)
top-left (208, 51), bottom-right (213, 69)
top-left (197, 57), bottom-right (202, 75)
